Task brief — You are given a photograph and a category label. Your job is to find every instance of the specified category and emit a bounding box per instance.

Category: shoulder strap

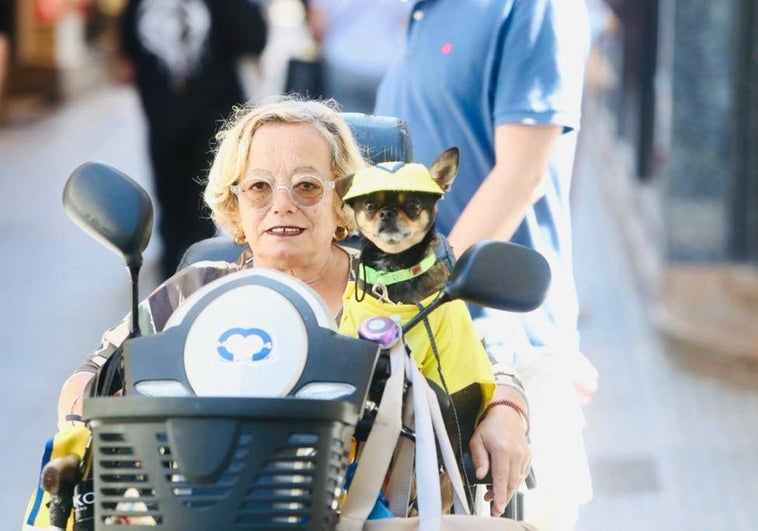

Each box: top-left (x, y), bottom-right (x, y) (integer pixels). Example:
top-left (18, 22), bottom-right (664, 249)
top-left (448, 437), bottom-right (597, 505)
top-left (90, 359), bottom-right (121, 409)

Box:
top-left (338, 343), bottom-right (405, 530)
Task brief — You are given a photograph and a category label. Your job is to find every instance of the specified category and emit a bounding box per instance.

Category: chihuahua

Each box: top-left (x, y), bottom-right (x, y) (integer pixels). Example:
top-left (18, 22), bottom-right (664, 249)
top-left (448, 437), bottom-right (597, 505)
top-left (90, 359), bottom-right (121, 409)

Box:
top-left (336, 147), bottom-right (459, 304)
top-left (337, 147), bottom-right (496, 513)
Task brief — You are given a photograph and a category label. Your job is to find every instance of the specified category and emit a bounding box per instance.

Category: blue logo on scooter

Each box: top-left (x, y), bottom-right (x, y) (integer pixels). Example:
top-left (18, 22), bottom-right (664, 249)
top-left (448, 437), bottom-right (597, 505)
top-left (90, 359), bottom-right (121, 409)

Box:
top-left (217, 327), bottom-right (273, 362)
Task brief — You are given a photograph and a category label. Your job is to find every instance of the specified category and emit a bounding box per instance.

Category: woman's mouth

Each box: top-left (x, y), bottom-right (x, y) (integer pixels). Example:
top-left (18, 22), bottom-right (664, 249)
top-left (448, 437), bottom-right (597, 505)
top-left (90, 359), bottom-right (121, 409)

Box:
top-left (266, 226), bottom-right (304, 237)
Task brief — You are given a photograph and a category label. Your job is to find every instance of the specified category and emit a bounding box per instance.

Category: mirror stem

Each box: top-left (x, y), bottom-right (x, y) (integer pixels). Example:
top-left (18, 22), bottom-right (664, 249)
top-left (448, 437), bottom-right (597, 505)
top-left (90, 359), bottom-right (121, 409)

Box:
top-left (128, 264), bottom-right (142, 336)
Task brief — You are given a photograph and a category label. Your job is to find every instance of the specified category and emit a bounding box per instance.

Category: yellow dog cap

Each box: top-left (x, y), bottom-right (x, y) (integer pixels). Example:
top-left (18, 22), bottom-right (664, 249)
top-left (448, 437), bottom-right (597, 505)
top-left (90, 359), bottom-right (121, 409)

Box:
top-left (341, 162), bottom-right (445, 201)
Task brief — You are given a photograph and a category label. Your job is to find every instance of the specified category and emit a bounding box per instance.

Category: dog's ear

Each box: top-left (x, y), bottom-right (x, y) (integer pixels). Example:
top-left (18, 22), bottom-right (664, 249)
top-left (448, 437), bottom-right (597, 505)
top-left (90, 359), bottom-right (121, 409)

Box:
top-left (334, 174), bottom-right (354, 200)
top-left (429, 147), bottom-right (459, 192)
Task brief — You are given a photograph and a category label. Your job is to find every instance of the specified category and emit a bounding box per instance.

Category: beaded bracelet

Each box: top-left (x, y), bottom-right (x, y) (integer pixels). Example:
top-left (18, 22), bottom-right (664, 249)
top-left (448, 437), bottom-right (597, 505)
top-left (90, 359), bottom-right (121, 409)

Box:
top-left (494, 375), bottom-right (529, 409)
top-left (480, 399), bottom-right (530, 438)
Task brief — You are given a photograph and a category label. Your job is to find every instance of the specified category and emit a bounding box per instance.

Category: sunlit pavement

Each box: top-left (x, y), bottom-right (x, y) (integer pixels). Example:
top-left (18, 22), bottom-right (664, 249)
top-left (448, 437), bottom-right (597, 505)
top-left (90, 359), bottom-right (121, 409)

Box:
top-left (573, 96), bottom-right (758, 530)
top-left (2, 3), bottom-right (757, 529)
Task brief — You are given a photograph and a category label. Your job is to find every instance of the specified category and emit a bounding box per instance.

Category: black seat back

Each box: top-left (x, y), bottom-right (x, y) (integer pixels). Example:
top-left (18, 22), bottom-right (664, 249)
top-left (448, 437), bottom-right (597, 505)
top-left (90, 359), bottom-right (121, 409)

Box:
top-left (340, 113), bottom-right (413, 164)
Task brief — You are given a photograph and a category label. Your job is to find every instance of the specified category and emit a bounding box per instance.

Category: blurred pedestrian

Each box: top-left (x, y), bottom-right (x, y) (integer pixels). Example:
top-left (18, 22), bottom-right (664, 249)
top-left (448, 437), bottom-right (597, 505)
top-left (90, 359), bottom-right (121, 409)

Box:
top-left (586, 0), bottom-right (613, 42)
top-left (584, 0), bottom-right (619, 94)
top-left (116, 0), bottom-right (267, 279)
top-left (305, 0), bottom-right (411, 113)
top-left (0, 0), bottom-right (11, 117)
top-left (375, 1), bottom-right (596, 529)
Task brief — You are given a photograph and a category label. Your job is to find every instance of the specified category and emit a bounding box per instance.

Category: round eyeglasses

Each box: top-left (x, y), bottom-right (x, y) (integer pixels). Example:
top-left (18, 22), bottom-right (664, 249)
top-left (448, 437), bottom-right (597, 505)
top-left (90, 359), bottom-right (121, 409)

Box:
top-left (230, 174), bottom-right (336, 210)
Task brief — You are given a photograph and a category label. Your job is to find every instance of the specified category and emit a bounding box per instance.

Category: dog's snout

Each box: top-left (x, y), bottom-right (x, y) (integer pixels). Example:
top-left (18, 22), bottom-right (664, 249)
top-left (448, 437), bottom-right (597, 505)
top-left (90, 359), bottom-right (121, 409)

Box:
top-left (379, 208), bottom-right (398, 220)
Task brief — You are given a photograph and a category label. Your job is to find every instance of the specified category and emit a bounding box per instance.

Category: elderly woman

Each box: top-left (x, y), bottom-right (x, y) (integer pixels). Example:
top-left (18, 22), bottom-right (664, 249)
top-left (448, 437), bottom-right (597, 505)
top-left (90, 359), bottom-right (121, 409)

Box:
top-left (56, 96), bottom-right (530, 516)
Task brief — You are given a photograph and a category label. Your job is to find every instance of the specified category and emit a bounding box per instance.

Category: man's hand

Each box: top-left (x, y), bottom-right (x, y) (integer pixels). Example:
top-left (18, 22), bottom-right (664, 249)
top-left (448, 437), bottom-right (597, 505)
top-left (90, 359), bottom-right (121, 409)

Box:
top-left (573, 353), bottom-right (599, 406)
top-left (112, 54), bottom-right (135, 84)
top-left (469, 388), bottom-right (532, 516)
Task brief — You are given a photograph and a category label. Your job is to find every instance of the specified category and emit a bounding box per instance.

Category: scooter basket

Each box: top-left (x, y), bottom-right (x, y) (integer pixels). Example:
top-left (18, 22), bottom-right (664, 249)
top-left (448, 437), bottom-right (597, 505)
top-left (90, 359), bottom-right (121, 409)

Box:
top-left (83, 396), bottom-right (357, 530)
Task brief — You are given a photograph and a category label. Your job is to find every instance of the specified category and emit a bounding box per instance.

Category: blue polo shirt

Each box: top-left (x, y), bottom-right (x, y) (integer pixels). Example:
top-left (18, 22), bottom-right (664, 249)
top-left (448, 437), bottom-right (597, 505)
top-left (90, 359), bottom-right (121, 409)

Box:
top-left (376, 0), bottom-right (589, 363)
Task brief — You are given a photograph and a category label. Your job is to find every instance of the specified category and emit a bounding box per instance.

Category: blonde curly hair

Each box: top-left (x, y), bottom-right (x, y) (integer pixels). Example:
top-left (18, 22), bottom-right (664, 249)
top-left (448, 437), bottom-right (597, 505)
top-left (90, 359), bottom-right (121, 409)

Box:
top-left (204, 96), bottom-right (367, 245)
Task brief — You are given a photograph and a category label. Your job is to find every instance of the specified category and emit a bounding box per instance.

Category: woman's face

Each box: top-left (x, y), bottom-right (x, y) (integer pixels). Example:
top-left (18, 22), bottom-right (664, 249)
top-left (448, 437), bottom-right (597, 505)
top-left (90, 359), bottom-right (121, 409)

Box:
top-left (238, 122), bottom-right (340, 270)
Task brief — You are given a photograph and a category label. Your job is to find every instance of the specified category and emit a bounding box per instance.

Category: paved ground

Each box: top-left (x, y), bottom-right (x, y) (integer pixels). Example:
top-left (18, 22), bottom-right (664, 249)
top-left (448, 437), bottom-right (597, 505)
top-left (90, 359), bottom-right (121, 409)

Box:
top-left (2, 5), bottom-right (758, 530)
top-left (573, 97), bottom-right (758, 530)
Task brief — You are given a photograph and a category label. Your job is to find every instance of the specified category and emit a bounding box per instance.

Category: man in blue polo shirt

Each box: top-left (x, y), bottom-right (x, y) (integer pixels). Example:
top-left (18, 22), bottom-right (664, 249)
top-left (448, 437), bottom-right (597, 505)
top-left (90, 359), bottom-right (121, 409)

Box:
top-left (376, 1), bottom-right (595, 529)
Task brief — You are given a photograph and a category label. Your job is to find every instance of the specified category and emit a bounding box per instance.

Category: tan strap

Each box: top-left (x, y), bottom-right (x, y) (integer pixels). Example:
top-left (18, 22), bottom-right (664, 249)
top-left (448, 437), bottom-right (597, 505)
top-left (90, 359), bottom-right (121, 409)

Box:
top-left (407, 349), bottom-right (472, 528)
top-left (384, 388), bottom-right (416, 516)
top-left (338, 343), bottom-right (405, 529)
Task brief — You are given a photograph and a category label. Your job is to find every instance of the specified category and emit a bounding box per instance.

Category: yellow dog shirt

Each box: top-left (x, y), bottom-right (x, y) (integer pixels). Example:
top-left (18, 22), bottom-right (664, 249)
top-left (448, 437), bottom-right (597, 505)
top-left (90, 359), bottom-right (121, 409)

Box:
top-left (339, 283), bottom-right (495, 413)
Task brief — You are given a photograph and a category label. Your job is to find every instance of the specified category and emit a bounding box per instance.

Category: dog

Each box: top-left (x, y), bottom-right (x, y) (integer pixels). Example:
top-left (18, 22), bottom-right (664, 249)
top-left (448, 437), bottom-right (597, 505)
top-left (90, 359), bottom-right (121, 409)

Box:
top-left (336, 148), bottom-right (496, 514)
top-left (336, 147), bottom-right (459, 305)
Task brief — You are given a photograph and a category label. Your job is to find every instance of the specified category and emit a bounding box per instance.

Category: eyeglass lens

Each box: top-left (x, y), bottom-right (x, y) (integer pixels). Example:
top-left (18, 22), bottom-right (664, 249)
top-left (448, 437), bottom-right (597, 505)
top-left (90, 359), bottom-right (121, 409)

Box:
top-left (238, 175), bottom-right (328, 209)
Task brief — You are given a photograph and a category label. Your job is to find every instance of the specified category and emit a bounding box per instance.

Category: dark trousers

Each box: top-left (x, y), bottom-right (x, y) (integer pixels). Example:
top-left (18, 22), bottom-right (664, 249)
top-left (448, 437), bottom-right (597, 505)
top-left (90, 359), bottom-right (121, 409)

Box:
top-left (149, 124), bottom-right (218, 279)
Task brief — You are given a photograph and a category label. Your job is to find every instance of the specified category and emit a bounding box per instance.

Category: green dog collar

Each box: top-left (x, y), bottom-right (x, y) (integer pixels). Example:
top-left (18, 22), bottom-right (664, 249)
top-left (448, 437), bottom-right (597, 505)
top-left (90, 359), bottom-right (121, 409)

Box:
top-left (359, 252), bottom-right (438, 287)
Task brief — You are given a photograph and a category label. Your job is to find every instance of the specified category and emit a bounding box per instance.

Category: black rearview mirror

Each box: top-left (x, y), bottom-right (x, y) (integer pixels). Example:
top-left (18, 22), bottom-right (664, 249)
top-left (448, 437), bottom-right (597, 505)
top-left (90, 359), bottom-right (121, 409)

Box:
top-left (63, 161), bottom-right (153, 269)
top-left (444, 240), bottom-right (551, 312)
top-left (402, 240), bottom-right (551, 334)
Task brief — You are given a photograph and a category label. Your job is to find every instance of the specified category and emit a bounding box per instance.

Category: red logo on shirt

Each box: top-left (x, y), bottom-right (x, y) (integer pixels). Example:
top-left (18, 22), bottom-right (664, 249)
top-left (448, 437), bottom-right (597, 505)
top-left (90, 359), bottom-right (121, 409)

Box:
top-left (441, 42), bottom-right (453, 56)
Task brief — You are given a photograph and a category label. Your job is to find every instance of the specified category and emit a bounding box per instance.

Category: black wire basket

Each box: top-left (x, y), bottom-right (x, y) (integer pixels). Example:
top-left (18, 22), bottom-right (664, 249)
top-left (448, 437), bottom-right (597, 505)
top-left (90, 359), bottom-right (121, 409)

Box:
top-left (83, 396), bottom-right (357, 530)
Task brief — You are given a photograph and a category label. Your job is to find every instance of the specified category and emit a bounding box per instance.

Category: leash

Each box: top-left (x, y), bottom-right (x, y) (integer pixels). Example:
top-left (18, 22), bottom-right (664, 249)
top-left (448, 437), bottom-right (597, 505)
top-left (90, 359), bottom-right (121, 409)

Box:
top-left (416, 302), bottom-right (475, 508)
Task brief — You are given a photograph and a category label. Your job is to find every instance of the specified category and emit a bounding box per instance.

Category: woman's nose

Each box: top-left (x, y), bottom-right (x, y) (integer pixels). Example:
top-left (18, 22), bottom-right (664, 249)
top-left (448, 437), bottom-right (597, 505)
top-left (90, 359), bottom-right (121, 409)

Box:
top-left (270, 186), bottom-right (297, 212)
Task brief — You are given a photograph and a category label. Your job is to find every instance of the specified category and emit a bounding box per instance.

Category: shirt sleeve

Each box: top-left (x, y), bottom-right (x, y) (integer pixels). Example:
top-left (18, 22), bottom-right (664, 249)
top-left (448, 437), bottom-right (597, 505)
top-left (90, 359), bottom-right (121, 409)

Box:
top-left (493, 0), bottom-right (590, 132)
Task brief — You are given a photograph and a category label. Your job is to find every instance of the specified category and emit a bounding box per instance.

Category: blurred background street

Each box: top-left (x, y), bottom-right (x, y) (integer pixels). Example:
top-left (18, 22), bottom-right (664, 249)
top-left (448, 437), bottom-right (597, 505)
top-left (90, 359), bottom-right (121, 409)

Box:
top-left (2, 1), bottom-right (757, 530)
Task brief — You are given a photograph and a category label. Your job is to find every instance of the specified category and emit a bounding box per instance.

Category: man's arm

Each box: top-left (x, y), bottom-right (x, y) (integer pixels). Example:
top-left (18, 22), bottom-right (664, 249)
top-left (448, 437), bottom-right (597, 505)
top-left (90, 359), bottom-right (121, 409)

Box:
top-left (447, 123), bottom-right (562, 258)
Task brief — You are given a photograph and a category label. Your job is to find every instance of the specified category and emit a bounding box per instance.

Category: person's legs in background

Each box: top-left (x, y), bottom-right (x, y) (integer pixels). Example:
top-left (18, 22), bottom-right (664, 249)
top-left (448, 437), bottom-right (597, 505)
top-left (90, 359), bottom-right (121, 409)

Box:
top-left (518, 359), bottom-right (593, 531)
top-left (0, 33), bottom-right (9, 117)
top-left (476, 309), bottom-right (593, 531)
top-left (149, 131), bottom-right (217, 279)
top-left (0, 0), bottom-right (12, 119)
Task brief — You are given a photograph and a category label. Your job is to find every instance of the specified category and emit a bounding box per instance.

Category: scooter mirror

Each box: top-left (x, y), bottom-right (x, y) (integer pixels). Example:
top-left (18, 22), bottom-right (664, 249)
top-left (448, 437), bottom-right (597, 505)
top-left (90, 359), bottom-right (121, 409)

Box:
top-left (63, 161), bottom-right (153, 268)
top-left (444, 240), bottom-right (551, 313)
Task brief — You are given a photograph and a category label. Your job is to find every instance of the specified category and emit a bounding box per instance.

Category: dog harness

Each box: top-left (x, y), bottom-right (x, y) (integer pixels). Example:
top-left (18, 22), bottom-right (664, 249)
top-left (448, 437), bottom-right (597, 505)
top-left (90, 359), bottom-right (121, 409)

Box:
top-left (357, 252), bottom-right (438, 287)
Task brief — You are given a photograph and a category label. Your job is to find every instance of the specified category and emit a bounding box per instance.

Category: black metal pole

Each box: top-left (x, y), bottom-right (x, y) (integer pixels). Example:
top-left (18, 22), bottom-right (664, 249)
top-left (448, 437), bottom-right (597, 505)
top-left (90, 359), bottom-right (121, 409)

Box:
top-left (129, 264), bottom-right (141, 336)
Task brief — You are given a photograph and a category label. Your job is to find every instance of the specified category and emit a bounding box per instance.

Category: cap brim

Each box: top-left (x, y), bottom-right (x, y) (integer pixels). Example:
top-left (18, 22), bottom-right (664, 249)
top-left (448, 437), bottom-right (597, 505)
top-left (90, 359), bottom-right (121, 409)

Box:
top-left (342, 164), bottom-right (444, 201)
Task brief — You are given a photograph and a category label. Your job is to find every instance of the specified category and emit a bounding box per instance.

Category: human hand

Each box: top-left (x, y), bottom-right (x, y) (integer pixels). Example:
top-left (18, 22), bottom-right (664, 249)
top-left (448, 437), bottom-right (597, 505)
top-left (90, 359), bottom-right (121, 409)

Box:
top-left (469, 398), bottom-right (531, 516)
top-left (573, 353), bottom-right (599, 406)
top-left (112, 54), bottom-right (135, 84)
top-left (305, 5), bottom-right (327, 44)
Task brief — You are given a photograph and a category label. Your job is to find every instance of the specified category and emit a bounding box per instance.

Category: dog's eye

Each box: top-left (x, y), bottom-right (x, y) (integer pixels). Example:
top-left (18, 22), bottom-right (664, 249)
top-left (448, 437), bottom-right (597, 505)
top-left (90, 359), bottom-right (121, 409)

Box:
top-left (403, 199), bottom-right (422, 215)
top-left (363, 200), bottom-right (379, 212)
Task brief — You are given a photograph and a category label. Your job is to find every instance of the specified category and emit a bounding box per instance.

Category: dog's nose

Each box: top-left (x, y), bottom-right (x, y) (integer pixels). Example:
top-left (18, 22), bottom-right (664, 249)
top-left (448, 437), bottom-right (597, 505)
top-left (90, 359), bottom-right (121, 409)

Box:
top-left (379, 208), bottom-right (397, 220)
